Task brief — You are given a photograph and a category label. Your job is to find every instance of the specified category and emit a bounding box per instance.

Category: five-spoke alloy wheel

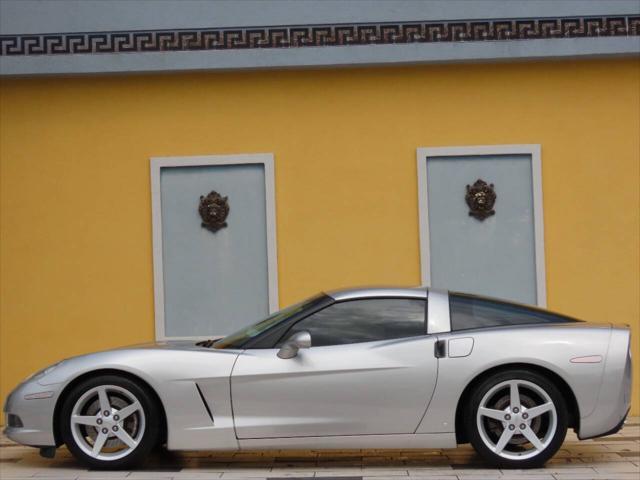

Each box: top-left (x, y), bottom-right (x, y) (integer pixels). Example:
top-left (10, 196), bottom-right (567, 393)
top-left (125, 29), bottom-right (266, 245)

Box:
top-left (60, 375), bottom-right (160, 469)
top-left (466, 370), bottom-right (568, 468)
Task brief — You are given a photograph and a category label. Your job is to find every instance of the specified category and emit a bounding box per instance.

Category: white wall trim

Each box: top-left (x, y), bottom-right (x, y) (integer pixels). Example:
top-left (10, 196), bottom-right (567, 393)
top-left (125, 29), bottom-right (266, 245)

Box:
top-left (150, 153), bottom-right (279, 341)
top-left (416, 144), bottom-right (547, 307)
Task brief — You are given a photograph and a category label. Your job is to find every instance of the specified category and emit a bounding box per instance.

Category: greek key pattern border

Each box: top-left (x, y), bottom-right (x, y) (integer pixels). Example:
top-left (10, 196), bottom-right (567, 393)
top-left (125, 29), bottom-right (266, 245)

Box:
top-left (1, 15), bottom-right (639, 57)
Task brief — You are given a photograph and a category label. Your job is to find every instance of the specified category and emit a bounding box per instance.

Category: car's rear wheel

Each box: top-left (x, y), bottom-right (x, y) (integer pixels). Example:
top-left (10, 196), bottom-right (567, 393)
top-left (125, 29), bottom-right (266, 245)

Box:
top-left (466, 369), bottom-right (568, 468)
top-left (60, 375), bottom-right (160, 469)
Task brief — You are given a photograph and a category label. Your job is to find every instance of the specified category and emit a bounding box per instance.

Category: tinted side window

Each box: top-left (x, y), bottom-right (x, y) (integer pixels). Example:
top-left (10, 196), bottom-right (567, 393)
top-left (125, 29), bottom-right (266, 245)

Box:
top-left (281, 298), bottom-right (426, 347)
top-left (449, 293), bottom-right (579, 331)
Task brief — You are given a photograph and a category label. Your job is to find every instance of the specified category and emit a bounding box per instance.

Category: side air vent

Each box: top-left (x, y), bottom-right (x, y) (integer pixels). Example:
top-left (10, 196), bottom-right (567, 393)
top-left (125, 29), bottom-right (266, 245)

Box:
top-left (195, 383), bottom-right (214, 424)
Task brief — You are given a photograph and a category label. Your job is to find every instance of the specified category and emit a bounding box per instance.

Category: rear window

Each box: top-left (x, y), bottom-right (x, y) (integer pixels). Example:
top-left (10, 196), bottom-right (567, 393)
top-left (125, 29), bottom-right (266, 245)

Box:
top-left (449, 293), bottom-right (579, 331)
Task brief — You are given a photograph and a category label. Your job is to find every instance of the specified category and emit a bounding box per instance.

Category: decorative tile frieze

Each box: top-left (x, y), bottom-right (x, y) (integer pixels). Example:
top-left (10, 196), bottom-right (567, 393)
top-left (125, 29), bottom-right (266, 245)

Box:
top-left (1, 15), bottom-right (638, 57)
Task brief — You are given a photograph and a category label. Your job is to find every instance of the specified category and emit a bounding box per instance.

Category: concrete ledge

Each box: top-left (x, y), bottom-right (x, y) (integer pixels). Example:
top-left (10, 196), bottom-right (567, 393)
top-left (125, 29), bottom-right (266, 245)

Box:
top-left (1, 36), bottom-right (639, 77)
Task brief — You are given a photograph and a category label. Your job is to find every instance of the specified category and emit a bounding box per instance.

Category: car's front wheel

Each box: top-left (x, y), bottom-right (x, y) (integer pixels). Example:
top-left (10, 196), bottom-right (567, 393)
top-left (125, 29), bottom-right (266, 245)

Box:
top-left (466, 369), bottom-right (568, 468)
top-left (60, 375), bottom-right (160, 469)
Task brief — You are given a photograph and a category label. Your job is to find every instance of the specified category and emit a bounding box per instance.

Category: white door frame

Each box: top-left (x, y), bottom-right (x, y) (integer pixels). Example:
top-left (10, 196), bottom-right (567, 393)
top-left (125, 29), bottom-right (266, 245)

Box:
top-left (416, 144), bottom-right (547, 307)
top-left (150, 153), bottom-right (279, 341)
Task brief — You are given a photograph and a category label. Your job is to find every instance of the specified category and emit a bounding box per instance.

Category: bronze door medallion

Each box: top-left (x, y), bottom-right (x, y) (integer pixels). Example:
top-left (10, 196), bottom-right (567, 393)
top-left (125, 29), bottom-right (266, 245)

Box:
top-left (465, 179), bottom-right (496, 221)
top-left (198, 191), bottom-right (229, 232)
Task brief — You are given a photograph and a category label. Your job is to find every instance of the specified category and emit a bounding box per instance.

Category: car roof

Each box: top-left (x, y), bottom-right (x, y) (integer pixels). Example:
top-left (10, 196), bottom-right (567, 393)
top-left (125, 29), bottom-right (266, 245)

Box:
top-left (326, 286), bottom-right (429, 301)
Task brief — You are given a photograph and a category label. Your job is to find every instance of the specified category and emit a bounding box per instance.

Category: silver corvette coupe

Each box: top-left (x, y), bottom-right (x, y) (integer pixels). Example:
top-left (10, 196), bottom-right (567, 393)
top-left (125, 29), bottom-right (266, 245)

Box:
top-left (4, 287), bottom-right (632, 470)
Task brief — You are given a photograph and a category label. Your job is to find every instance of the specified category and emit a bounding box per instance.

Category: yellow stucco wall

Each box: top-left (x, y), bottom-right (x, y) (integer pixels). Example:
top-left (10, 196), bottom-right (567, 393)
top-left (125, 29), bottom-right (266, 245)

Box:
top-left (1, 58), bottom-right (638, 419)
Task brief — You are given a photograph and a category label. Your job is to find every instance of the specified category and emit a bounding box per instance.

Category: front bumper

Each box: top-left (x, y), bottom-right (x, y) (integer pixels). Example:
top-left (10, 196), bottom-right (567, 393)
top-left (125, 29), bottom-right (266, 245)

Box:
top-left (3, 379), bottom-right (62, 447)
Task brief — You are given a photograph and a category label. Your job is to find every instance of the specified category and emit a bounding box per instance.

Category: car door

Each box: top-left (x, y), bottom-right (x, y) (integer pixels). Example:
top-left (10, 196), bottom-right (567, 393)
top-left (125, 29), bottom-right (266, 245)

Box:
top-left (230, 297), bottom-right (438, 439)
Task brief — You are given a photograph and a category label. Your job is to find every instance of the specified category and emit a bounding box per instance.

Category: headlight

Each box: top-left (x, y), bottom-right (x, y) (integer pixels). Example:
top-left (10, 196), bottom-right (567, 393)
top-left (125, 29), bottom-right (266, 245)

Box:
top-left (24, 362), bottom-right (62, 382)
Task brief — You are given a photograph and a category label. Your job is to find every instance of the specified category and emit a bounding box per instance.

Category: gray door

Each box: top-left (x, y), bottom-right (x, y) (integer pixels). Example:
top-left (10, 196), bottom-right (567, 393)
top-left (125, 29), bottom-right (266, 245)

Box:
top-left (231, 336), bottom-right (437, 439)
top-left (422, 151), bottom-right (543, 305)
top-left (158, 161), bottom-right (273, 338)
top-left (231, 297), bottom-right (436, 438)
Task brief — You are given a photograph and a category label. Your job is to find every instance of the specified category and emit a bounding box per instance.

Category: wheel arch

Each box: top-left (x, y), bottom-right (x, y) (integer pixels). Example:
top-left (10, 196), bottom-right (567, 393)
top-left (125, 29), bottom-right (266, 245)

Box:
top-left (52, 368), bottom-right (168, 447)
top-left (454, 363), bottom-right (580, 444)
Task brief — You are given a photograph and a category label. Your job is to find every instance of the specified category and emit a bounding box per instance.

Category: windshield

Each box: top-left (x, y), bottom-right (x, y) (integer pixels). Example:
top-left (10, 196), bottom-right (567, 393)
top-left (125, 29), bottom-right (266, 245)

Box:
top-left (213, 293), bottom-right (325, 349)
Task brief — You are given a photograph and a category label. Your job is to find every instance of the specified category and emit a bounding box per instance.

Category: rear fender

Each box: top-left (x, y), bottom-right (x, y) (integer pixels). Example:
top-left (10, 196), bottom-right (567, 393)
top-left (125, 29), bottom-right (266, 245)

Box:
top-left (417, 324), bottom-right (610, 434)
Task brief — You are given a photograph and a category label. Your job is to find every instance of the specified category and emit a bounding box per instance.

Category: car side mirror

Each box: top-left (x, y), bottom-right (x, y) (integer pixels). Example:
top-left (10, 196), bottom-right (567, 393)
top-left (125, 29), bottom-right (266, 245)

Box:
top-left (277, 331), bottom-right (312, 359)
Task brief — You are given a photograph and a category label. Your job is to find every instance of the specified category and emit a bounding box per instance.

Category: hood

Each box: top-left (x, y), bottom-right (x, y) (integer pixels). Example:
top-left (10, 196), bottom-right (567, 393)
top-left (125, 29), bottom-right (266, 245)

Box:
top-left (120, 340), bottom-right (215, 352)
top-left (36, 338), bottom-right (235, 386)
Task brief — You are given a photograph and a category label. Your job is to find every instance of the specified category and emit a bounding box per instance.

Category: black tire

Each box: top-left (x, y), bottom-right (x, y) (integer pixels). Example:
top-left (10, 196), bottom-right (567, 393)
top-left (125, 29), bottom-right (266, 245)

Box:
top-left (465, 369), bottom-right (568, 469)
top-left (60, 375), bottom-right (161, 470)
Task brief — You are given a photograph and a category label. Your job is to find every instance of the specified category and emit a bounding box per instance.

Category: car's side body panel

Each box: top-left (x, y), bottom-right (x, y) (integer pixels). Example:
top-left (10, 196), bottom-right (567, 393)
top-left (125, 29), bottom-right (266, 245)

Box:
top-left (231, 335), bottom-right (438, 439)
top-left (416, 323), bottom-right (614, 437)
top-left (3, 376), bottom-right (61, 446)
top-left (6, 344), bottom-right (242, 450)
top-left (578, 327), bottom-right (632, 439)
top-left (239, 432), bottom-right (457, 450)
